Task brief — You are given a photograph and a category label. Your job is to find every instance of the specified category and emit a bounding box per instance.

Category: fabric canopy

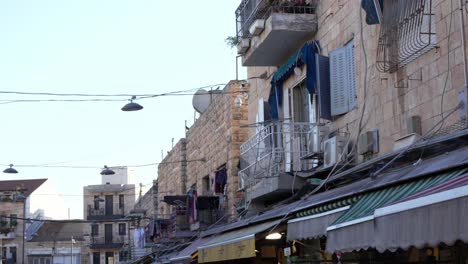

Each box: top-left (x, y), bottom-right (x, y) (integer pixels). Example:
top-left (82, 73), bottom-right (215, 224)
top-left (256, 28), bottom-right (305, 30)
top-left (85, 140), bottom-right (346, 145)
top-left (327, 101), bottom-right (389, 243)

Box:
top-left (170, 237), bottom-right (214, 264)
top-left (268, 41), bottom-right (320, 120)
top-left (326, 168), bottom-right (467, 253)
top-left (373, 174), bottom-right (468, 252)
top-left (287, 206), bottom-right (349, 241)
top-left (198, 220), bottom-right (281, 263)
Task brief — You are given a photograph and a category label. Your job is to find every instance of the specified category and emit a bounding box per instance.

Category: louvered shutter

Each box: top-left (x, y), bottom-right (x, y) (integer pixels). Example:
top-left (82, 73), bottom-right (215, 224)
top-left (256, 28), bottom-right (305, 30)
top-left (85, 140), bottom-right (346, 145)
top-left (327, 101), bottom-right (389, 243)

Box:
top-left (316, 54), bottom-right (332, 120)
top-left (346, 41), bottom-right (357, 110)
top-left (329, 41), bottom-right (356, 116)
top-left (330, 46), bottom-right (349, 116)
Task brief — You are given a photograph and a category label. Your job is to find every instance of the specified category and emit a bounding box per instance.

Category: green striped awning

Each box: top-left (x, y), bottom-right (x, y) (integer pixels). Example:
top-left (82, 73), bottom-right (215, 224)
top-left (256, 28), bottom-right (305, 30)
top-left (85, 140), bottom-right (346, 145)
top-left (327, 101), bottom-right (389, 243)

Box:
top-left (332, 168), bottom-right (468, 226)
top-left (296, 195), bottom-right (361, 218)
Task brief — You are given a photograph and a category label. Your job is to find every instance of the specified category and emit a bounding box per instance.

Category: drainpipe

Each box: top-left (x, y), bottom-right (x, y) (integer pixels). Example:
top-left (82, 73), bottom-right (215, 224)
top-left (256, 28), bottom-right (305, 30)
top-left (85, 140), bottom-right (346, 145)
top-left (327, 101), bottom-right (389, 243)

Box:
top-left (459, 0), bottom-right (468, 85)
top-left (459, 0), bottom-right (468, 117)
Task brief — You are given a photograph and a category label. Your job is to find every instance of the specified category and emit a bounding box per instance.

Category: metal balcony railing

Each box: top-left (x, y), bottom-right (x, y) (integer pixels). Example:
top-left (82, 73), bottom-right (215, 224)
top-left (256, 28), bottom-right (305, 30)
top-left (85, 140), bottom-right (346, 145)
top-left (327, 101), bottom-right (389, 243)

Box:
top-left (239, 121), bottom-right (317, 189)
top-left (87, 205), bottom-right (125, 220)
top-left (235, 0), bottom-right (317, 38)
top-left (90, 236), bottom-right (126, 249)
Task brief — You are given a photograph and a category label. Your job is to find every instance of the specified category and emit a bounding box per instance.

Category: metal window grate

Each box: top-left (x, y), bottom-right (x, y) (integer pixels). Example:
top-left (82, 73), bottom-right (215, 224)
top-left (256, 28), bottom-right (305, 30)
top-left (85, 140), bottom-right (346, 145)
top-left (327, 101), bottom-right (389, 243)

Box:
top-left (376, 0), bottom-right (437, 73)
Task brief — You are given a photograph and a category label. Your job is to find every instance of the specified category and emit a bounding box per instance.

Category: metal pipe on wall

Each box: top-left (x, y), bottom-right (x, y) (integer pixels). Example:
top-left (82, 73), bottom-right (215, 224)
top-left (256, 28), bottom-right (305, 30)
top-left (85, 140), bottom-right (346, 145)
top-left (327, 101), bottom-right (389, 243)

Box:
top-left (459, 0), bottom-right (468, 87)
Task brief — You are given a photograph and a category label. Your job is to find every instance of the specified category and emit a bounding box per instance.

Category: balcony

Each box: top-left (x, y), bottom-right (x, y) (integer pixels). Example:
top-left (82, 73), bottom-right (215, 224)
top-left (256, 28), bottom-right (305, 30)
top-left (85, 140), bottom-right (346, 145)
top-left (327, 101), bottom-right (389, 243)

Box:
top-left (0, 231), bottom-right (16, 240)
top-left (89, 236), bottom-right (125, 249)
top-left (87, 205), bottom-right (124, 221)
top-left (239, 121), bottom-right (320, 202)
top-left (235, 0), bottom-right (318, 66)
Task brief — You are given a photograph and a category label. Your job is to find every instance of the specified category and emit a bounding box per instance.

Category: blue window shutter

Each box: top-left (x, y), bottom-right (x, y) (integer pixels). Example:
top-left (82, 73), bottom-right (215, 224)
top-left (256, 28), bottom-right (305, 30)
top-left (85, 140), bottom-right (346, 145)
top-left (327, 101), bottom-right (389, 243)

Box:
top-left (346, 41), bottom-right (357, 110)
top-left (316, 54), bottom-right (331, 120)
top-left (329, 46), bottom-right (349, 116)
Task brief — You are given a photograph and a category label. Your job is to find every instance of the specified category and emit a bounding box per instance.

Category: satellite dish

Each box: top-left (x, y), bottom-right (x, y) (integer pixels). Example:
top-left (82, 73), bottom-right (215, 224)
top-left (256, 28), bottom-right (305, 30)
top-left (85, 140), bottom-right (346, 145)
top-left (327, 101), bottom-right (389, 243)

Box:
top-left (192, 89), bottom-right (212, 114)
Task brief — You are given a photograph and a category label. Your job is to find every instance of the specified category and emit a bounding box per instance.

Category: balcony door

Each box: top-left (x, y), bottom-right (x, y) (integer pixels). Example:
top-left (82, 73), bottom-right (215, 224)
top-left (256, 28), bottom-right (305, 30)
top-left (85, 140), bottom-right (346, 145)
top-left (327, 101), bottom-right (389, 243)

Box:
top-left (285, 82), bottom-right (314, 171)
top-left (105, 224), bottom-right (113, 244)
top-left (105, 195), bottom-right (113, 215)
top-left (93, 252), bottom-right (100, 264)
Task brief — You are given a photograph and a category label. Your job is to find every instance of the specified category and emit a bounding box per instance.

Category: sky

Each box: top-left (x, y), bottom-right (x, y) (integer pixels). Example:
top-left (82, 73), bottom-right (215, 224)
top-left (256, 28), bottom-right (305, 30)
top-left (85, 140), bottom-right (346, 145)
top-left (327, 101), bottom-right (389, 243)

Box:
top-left (0, 0), bottom-right (245, 219)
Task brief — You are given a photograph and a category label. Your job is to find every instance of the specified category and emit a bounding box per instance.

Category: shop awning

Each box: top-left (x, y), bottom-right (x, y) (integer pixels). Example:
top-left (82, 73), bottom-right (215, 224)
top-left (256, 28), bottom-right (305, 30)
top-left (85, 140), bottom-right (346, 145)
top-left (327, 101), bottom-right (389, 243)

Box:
top-left (287, 206), bottom-right (349, 241)
top-left (198, 220), bottom-right (281, 263)
top-left (373, 173), bottom-right (468, 252)
top-left (326, 168), bottom-right (467, 253)
top-left (170, 237), bottom-right (214, 264)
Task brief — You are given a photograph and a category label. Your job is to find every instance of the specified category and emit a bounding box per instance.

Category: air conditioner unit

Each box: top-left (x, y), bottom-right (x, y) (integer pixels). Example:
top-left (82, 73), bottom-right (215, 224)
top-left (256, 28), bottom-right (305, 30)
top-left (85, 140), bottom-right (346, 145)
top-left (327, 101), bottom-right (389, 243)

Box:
top-left (309, 126), bottom-right (329, 153)
top-left (237, 38), bottom-right (251, 55)
top-left (323, 136), bottom-right (348, 169)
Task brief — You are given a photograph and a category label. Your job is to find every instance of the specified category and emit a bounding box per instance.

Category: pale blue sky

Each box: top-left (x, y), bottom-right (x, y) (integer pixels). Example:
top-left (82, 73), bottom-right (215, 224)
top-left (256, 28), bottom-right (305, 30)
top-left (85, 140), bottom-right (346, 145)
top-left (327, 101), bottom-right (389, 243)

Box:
top-left (0, 0), bottom-right (245, 219)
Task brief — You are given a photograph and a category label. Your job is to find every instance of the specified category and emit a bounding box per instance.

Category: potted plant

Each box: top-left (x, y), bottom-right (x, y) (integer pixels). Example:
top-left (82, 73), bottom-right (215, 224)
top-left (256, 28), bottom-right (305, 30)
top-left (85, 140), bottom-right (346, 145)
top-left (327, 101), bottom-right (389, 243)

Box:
top-left (10, 220), bottom-right (17, 227)
top-left (0, 227), bottom-right (10, 235)
top-left (225, 35), bottom-right (240, 49)
top-left (1, 197), bottom-right (12, 202)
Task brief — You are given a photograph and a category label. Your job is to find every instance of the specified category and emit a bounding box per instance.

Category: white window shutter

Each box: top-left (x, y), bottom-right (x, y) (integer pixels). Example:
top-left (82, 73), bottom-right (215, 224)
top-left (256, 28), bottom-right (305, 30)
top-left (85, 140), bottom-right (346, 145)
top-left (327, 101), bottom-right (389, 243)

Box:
top-left (346, 41), bottom-right (357, 110)
top-left (330, 46), bottom-right (349, 116)
top-left (257, 97), bottom-right (264, 123)
top-left (329, 41), bottom-right (356, 116)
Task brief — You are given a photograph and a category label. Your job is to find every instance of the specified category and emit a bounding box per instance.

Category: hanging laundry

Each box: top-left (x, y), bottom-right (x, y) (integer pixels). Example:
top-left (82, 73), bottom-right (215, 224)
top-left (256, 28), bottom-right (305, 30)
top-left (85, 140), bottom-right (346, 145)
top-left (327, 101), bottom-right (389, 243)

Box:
top-left (215, 168), bottom-right (227, 194)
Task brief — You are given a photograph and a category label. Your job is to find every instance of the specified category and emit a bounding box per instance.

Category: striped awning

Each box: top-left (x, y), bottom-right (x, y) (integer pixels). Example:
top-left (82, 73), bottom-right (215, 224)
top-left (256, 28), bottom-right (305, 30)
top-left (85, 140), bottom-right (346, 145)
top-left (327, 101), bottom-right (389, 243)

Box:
top-left (198, 220), bottom-right (281, 263)
top-left (373, 173), bottom-right (468, 252)
top-left (326, 168), bottom-right (468, 253)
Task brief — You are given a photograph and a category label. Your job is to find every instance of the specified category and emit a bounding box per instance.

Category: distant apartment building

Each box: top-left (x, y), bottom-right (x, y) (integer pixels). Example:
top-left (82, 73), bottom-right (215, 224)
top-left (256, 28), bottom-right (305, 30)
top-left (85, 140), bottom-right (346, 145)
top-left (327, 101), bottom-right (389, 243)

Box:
top-left (26, 221), bottom-right (86, 264)
top-left (0, 179), bottom-right (46, 264)
top-left (83, 167), bottom-right (135, 264)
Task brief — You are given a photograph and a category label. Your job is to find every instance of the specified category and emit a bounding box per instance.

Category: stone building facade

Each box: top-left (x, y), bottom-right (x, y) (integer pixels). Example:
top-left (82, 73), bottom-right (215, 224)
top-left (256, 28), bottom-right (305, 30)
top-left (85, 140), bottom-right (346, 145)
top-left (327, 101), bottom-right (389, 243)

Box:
top-left (157, 80), bottom-right (249, 225)
top-left (244, 0), bottom-right (467, 157)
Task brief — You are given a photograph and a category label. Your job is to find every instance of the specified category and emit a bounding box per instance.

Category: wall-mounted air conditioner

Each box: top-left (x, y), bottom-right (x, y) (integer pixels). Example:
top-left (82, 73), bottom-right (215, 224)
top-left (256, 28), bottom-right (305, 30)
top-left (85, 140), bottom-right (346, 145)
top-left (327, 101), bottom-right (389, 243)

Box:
top-left (323, 135), bottom-right (348, 169)
top-left (309, 126), bottom-right (329, 153)
top-left (237, 38), bottom-right (251, 55)
top-left (249, 19), bottom-right (265, 36)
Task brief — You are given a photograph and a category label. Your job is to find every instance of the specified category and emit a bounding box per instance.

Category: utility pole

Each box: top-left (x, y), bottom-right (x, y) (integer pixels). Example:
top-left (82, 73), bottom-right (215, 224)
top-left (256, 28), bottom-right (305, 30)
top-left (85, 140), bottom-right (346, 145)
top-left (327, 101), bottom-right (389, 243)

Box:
top-left (71, 236), bottom-right (74, 264)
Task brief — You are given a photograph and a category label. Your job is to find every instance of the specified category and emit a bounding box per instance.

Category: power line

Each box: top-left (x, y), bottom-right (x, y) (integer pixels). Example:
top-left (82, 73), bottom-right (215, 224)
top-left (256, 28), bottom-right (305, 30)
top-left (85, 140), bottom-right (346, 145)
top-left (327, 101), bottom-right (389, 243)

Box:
top-left (0, 158), bottom-right (206, 170)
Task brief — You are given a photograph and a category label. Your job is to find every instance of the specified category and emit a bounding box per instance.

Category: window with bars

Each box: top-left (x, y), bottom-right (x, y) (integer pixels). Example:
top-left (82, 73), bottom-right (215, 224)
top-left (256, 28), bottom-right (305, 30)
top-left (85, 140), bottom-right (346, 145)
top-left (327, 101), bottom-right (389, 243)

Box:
top-left (376, 0), bottom-right (436, 73)
top-left (329, 41), bottom-right (357, 116)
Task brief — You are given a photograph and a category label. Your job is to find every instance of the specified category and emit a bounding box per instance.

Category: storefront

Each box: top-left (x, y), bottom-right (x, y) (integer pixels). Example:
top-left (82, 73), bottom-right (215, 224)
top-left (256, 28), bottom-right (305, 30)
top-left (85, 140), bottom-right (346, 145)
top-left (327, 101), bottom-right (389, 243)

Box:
top-left (197, 220), bottom-right (287, 264)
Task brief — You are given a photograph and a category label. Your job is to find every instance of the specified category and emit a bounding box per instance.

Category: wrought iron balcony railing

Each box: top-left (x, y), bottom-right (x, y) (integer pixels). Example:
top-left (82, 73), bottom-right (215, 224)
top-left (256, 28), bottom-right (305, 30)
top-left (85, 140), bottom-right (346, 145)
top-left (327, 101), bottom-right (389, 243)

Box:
top-left (235, 0), bottom-right (317, 38)
top-left (87, 205), bottom-right (125, 220)
top-left (89, 236), bottom-right (126, 249)
top-left (239, 121), bottom-right (318, 190)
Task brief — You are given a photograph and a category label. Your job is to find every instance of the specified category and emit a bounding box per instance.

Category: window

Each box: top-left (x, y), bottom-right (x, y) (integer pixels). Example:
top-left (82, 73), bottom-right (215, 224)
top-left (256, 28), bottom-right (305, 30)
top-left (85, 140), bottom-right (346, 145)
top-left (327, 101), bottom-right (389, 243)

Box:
top-left (376, 0), bottom-right (436, 72)
top-left (329, 41), bottom-right (357, 116)
top-left (91, 224), bottom-right (99, 236)
top-left (31, 256), bottom-right (52, 264)
top-left (10, 247), bottom-right (16, 263)
top-left (119, 194), bottom-right (124, 209)
top-left (94, 195), bottom-right (100, 210)
top-left (118, 223), bottom-right (126, 235)
top-left (93, 252), bottom-right (100, 264)
top-left (214, 165), bottom-right (227, 194)
top-left (202, 176), bottom-right (210, 193)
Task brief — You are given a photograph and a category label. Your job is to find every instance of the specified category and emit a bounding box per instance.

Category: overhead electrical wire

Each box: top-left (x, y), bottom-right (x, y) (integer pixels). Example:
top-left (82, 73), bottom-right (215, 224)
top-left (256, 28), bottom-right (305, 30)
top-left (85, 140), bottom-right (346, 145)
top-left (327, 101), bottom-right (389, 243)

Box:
top-left (0, 158), bottom-right (206, 170)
